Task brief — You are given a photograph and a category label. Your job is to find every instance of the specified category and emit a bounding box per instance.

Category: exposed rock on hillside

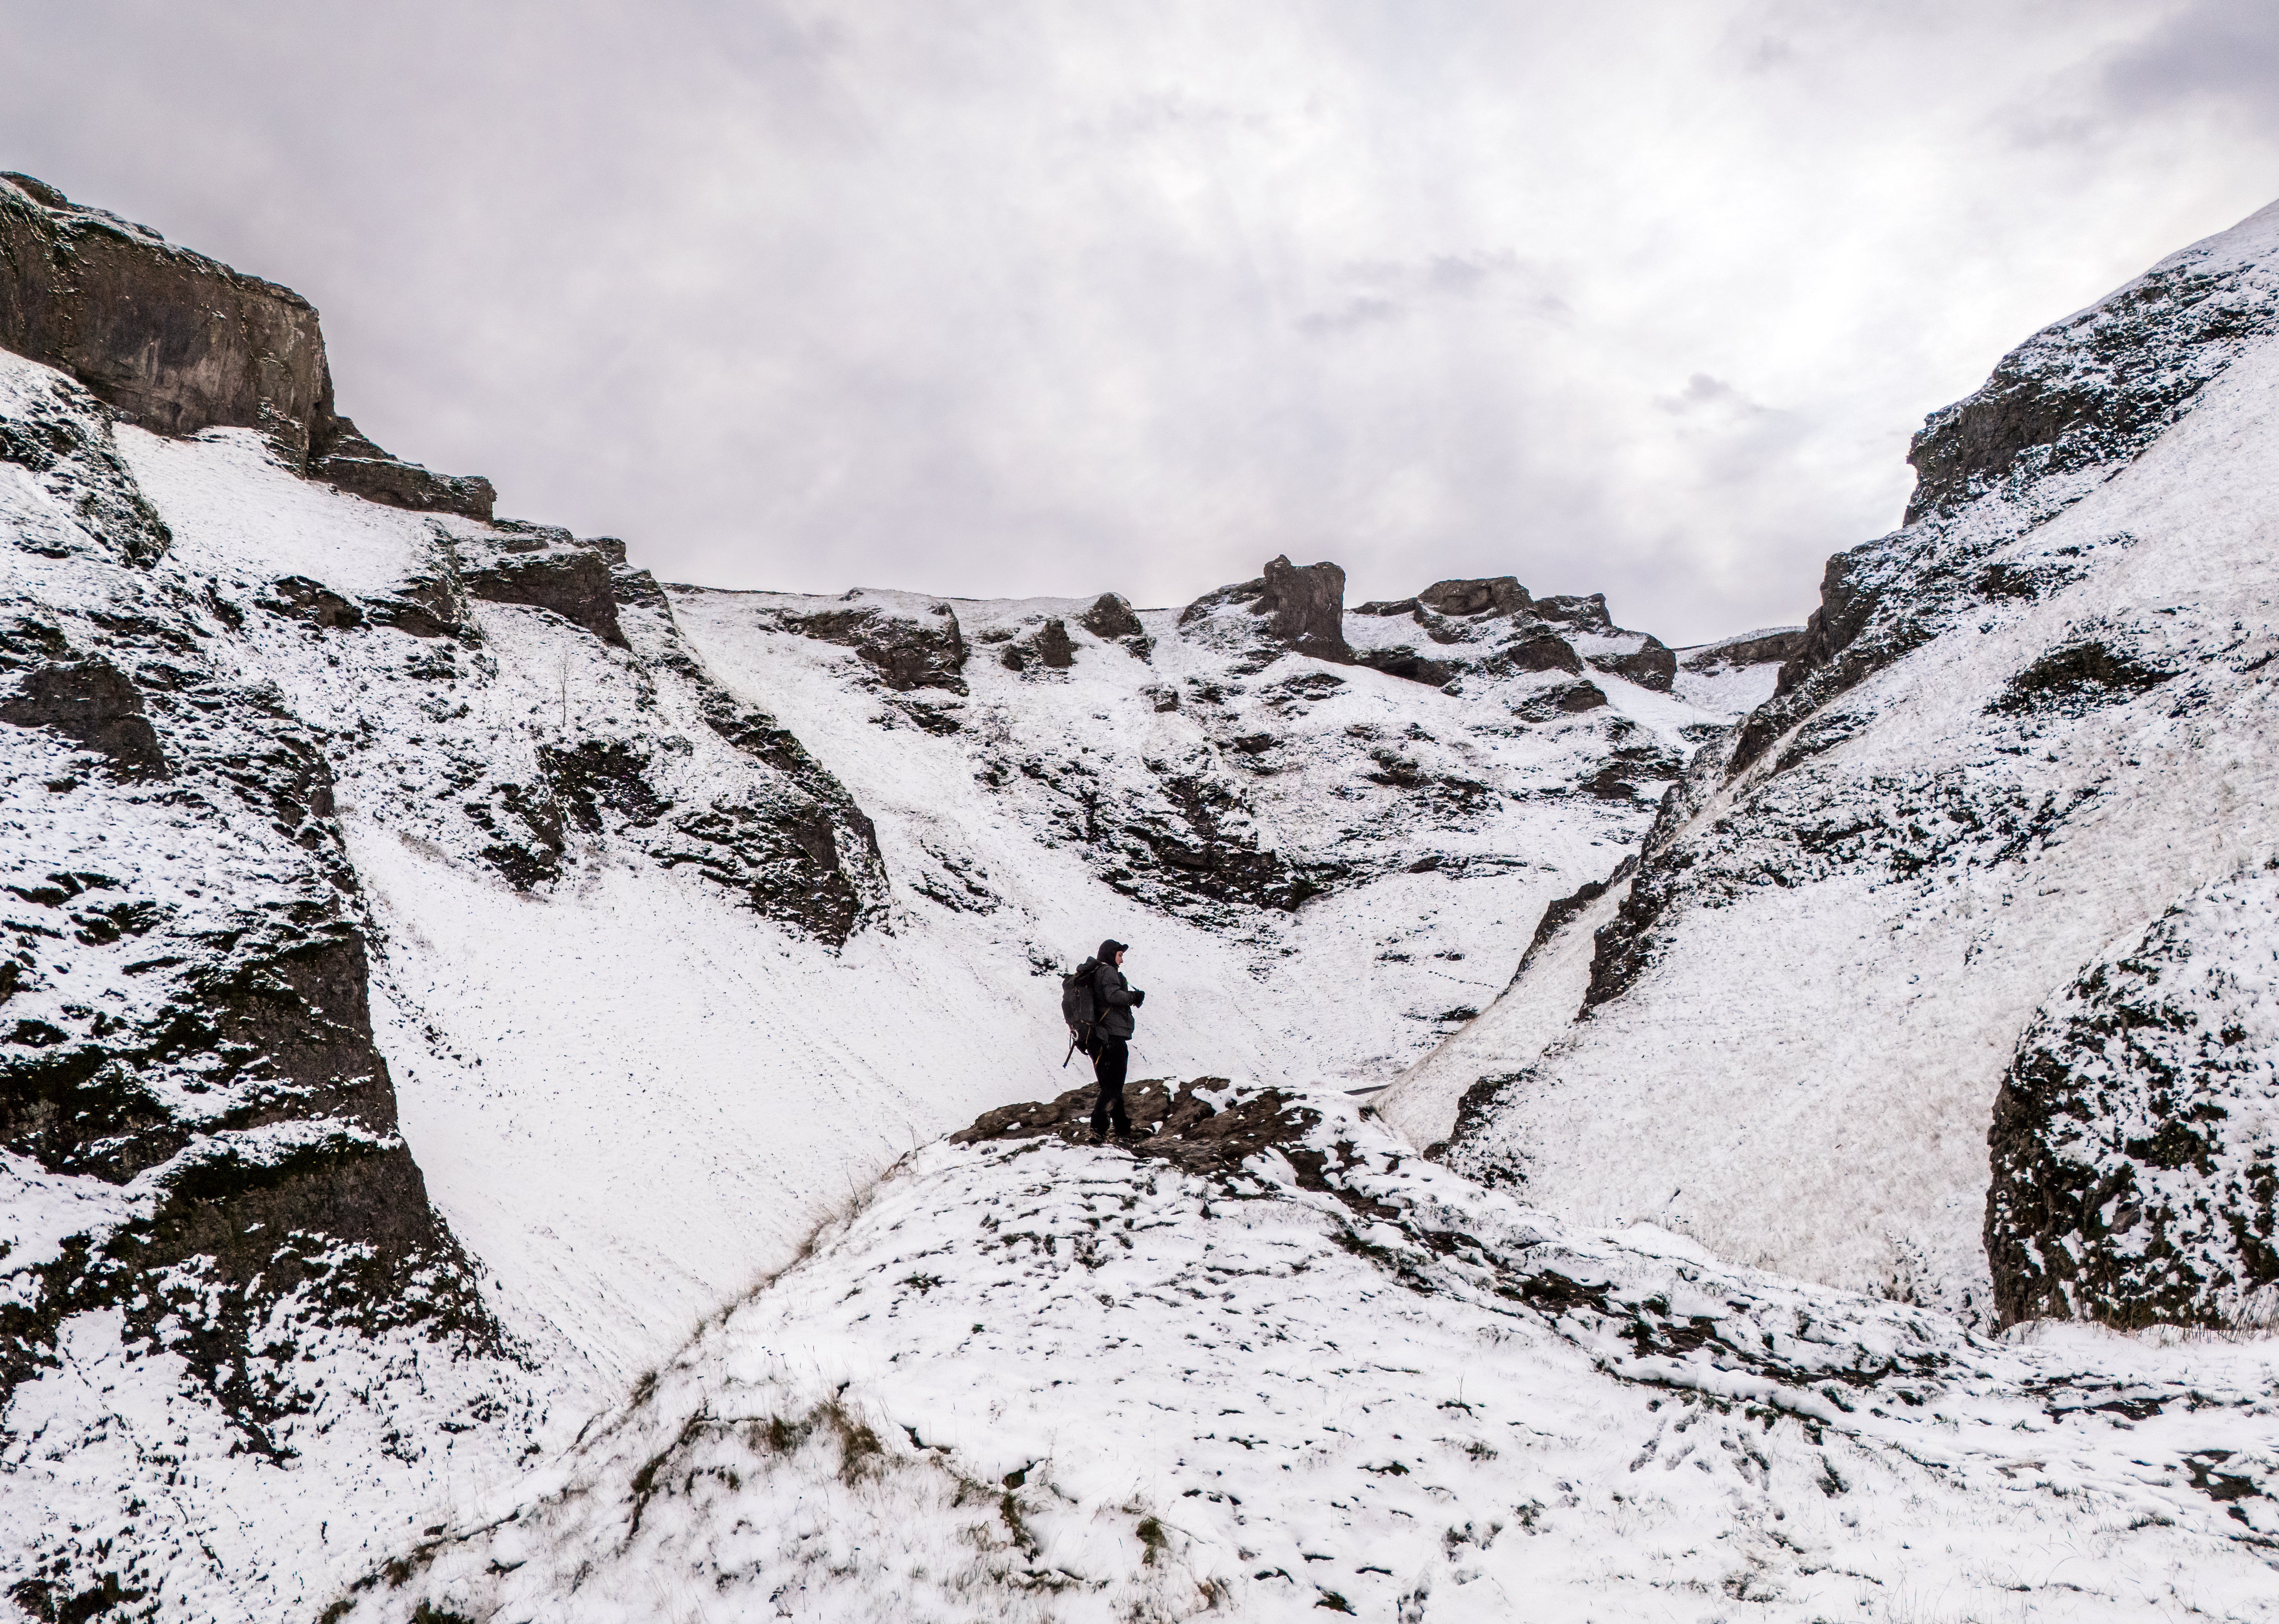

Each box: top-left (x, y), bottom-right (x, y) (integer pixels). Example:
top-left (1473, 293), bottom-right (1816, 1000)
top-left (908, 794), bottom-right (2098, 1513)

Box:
top-left (1388, 196), bottom-right (2279, 1324)
top-left (1348, 573), bottom-right (1676, 696)
top-left (0, 356), bottom-right (502, 1467)
top-left (308, 415), bottom-right (496, 521)
top-left (2, 317), bottom-right (898, 1609)
top-left (1986, 863), bottom-right (2279, 1330)
top-left (0, 172), bottom-right (492, 519)
top-left (745, 590), bottom-right (972, 694)
top-left (1177, 553), bottom-right (1353, 667)
top-left (678, 566), bottom-right (1738, 974)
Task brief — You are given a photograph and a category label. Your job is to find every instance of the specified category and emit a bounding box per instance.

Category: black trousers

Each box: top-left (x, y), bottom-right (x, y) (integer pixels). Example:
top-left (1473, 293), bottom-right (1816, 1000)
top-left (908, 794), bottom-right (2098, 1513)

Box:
top-left (1089, 1036), bottom-right (1129, 1134)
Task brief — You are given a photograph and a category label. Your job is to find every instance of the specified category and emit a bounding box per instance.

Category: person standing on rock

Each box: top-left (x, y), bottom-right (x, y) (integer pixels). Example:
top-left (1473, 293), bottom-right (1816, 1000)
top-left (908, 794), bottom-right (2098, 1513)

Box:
top-left (1088, 940), bottom-right (1145, 1143)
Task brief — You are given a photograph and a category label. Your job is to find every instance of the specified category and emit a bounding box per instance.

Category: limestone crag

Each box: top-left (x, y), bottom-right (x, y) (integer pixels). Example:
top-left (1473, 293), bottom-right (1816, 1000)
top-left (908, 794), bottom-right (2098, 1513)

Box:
top-left (1176, 553), bottom-right (1353, 669)
top-left (681, 559), bottom-right (1762, 946)
top-left (0, 173), bottom-right (491, 519)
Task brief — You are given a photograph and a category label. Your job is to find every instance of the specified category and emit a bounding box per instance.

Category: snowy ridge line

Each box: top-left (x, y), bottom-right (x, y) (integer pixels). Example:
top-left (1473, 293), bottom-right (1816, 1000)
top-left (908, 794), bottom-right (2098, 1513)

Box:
top-left (345, 1083), bottom-right (2279, 1623)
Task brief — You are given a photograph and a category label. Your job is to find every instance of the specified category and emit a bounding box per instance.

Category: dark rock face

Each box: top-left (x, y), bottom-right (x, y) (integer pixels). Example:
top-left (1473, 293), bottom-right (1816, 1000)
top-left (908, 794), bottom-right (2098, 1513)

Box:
top-left (1418, 576), bottom-right (1530, 618)
top-left (1681, 627), bottom-right (1809, 672)
top-left (1256, 555), bottom-right (1352, 662)
top-left (1351, 649), bottom-right (1456, 686)
top-left (1585, 636), bottom-right (1676, 692)
top-left (0, 363), bottom-right (173, 567)
top-left (0, 587), bottom-right (500, 1455)
top-left (1904, 247), bottom-right (2279, 526)
top-left (1178, 555), bottom-right (1351, 665)
top-left (0, 173), bottom-right (332, 464)
top-left (459, 526), bottom-right (627, 646)
top-left (0, 172), bottom-right (493, 518)
top-left (769, 598), bottom-right (969, 693)
top-left (1027, 617), bottom-right (1075, 669)
top-left (312, 416), bottom-right (496, 521)
top-left (1495, 633), bottom-right (1584, 677)
top-left (1738, 218), bottom-right (2279, 777)
top-left (0, 658), bottom-right (168, 779)
top-left (1985, 866), bottom-right (2279, 1330)
top-left (1346, 572), bottom-right (1671, 695)
top-left (1534, 593), bottom-right (1614, 633)
top-left (1989, 639), bottom-right (2172, 717)
top-left (1513, 680), bottom-right (1607, 718)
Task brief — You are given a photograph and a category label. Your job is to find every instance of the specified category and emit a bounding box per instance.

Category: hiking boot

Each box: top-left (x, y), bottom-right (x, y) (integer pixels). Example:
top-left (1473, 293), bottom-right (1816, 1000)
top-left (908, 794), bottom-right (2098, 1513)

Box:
top-left (1089, 1127), bottom-right (1109, 1145)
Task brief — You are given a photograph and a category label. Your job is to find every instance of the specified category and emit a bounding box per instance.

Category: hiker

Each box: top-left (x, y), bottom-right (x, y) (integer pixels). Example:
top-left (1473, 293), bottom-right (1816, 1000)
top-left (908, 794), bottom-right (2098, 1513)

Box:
top-left (1086, 938), bottom-right (1144, 1142)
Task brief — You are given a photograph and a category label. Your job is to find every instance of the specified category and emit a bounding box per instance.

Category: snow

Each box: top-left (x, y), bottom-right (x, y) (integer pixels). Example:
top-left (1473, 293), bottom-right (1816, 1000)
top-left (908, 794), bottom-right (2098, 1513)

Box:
top-left (10, 192), bottom-right (2278, 1623)
top-left (345, 1088), bottom-right (2279, 1623)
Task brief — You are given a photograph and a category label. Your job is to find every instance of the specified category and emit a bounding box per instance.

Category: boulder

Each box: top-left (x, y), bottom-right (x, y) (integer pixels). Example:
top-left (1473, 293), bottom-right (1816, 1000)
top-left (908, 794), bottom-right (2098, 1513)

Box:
top-left (1078, 592), bottom-right (1145, 640)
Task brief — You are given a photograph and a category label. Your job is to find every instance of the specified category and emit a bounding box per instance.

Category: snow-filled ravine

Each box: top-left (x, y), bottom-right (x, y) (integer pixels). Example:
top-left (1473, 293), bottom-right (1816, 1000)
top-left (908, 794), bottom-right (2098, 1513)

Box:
top-left (342, 1083), bottom-right (2279, 1624)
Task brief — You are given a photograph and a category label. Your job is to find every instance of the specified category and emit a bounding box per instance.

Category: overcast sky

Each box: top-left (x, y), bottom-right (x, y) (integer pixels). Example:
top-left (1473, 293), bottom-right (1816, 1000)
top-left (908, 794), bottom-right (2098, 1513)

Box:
top-left (5, 2), bottom-right (2275, 641)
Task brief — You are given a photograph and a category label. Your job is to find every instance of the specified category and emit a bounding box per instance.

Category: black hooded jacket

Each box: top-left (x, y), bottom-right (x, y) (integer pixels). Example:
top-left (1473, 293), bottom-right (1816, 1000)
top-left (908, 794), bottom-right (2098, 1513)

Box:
top-left (1091, 940), bottom-right (1142, 1040)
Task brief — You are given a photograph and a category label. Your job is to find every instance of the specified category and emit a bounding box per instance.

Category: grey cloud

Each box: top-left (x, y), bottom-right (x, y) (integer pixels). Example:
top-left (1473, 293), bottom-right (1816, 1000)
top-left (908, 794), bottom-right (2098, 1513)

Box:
top-left (2102, 0), bottom-right (2279, 131)
top-left (0, 1), bottom-right (2274, 646)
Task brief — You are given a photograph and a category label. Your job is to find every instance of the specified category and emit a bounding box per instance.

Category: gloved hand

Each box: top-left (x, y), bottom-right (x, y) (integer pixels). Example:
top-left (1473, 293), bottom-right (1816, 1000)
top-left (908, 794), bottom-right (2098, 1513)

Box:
top-left (1131, 988), bottom-right (1145, 1005)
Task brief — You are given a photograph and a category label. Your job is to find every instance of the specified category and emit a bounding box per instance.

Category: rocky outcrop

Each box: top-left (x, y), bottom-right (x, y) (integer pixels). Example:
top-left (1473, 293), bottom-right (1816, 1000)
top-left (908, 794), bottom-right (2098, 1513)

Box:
top-left (458, 522), bottom-right (626, 645)
top-left (1078, 591), bottom-right (1144, 640)
top-left (0, 173), bottom-right (331, 463)
top-left (1178, 554), bottom-right (1352, 666)
top-left (1680, 627), bottom-right (1809, 673)
top-left (1000, 616), bottom-right (1075, 672)
top-left (760, 594), bottom-right (969, 694)
top-left (1348, 573), bottom-right (1670, 694)
top-left (1903, 240), bottom-right (2279, 526)
top-left (310, 415), bottom-right (495, 521)
top-left (1985, 866), bottom-right (2279, 1330)
top-left (0, 172), bottom-right (492, 517)
top-left (0, 657), bottom-right (168, 780)
top-left (1, 448), bottom-right (502, 1452)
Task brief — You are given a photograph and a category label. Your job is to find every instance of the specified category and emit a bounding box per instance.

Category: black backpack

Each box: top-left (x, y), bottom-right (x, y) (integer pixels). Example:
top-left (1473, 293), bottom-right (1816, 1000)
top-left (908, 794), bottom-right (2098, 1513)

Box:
top-left (1060, 958), bottom-right (1100, 1062)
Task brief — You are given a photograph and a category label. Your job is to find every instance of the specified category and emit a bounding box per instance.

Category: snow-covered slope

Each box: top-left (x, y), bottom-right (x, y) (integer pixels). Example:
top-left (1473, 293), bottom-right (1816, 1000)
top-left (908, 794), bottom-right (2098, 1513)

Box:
top-left (1386, 198), bottom-right (2279, 1327)
top-left (342, 1082), bottom-right (2279, 1624)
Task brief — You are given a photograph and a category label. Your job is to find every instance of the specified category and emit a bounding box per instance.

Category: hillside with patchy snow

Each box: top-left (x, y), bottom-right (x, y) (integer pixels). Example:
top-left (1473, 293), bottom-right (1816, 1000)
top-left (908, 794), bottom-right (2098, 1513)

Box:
top-left (1385, 198), bottom-right (2279, 1331)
